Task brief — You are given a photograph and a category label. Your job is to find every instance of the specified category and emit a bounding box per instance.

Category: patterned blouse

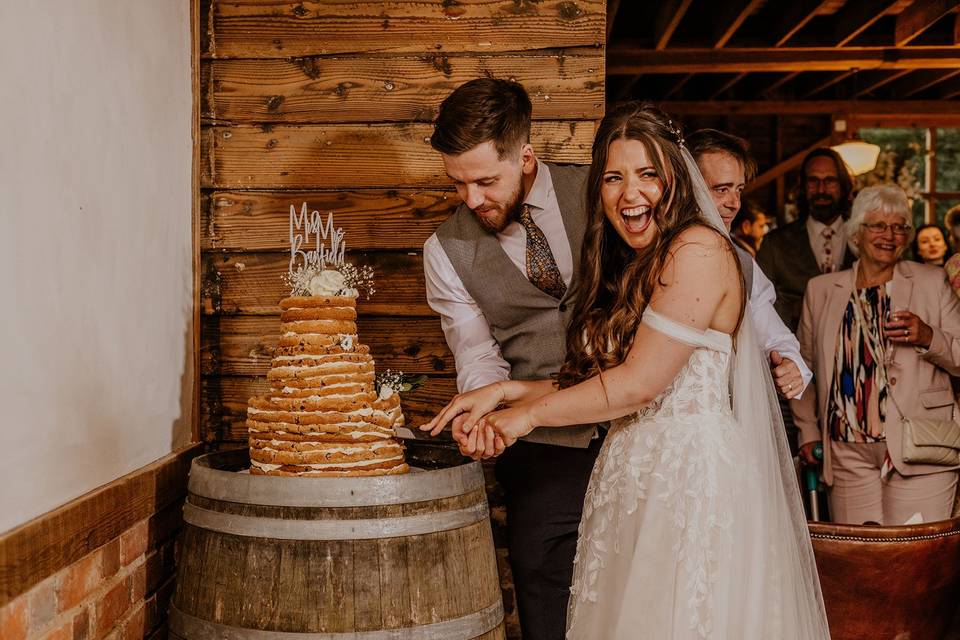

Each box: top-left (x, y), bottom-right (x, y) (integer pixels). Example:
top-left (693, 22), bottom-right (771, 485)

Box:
top-left (827, 284), bottom-right (891, 443)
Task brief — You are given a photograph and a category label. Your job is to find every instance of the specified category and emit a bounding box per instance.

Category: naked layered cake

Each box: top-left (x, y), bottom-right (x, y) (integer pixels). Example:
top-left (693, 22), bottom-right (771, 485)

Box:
top-left (246, 268), bottom-right (408, 476)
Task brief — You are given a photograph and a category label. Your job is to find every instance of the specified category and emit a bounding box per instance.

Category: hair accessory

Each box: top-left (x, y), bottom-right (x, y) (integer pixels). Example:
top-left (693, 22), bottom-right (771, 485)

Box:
top-left (666, 118), bottom-right (685, 147)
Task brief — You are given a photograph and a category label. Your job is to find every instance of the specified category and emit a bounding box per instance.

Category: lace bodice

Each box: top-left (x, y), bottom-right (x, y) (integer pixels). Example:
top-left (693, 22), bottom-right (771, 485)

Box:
top-left (618, 309), bottom-right (733, 424)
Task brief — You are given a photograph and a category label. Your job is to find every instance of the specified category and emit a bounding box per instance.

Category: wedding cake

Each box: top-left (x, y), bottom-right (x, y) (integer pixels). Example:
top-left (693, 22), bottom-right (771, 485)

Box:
top-left (247, 267), bottom-right (409, 476)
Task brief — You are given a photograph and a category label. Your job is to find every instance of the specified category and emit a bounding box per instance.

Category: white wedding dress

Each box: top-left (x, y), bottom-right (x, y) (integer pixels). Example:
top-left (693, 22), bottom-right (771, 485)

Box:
top-left (566, 309), bottom-right (830, 639)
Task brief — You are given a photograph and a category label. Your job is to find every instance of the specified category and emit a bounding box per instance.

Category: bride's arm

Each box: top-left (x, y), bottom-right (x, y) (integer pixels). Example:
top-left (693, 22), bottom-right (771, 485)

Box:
top-left (419, 378), bottom-right (556, 436)
top-left (485, 227), bottom-right (741, 443)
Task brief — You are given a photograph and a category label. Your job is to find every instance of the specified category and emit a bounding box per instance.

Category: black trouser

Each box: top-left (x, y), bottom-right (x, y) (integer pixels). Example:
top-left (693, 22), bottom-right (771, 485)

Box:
top-left (494, 436), bottom-right (604, 640)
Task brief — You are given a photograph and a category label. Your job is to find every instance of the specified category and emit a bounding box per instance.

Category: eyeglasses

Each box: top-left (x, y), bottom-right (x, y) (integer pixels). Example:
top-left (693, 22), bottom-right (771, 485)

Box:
top-left (861, 222), bottom-right (912, 236)
top-left (805, 176), bottom-right (840, 189)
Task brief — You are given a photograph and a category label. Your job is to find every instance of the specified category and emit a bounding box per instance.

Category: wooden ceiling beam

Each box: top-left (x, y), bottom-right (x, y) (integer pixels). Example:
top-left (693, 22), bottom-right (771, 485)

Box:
top-left (713, 0), bottom-right (765, 49)
top-left (772, 0), bottom-right (832, 47)
top-left (654, 0), bottom-right (693, 50)
top-left (935, 75), bottom-right (960, 99)
top-left (612, 75), bottom-right (644, 102)
top-left (709, 72), bottom-right (749, 100)
top-left (663, 74), bottom-right (695, 100)
top-left (853, 69), bottom-right (914, 97)
top-left (799, 70), bottom-right (858, 99)
top-left (832, 0), bottom-right (900, 47)
top-left (658, 100), bottom-right (960, 115)
top-left (746, 136), bottom-right (833, 194)
top-left (895, 0), bottom-right (960, 46)
top-left (607, 46), bottom-right (960, 74)
top-left (606, 0), bottom-right (622, 40)
top-left (761, 71), bottom-right (802, 97)
top-left (895, 68), bottom-right (960, 97)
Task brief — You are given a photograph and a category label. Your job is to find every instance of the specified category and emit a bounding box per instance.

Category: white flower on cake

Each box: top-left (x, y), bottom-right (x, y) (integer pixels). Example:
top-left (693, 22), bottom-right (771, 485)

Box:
top-left (307, 269), bottom-right (348, 297)
top-left (285, 261), bottom-right (376, 298)
top-left (340, 335), bottom-right (353, 350)
top-left (378, 385), bottom-right (395, 401)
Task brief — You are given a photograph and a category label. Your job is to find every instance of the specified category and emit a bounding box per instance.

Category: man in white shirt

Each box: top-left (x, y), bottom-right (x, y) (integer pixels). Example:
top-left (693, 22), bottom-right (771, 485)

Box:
top-left (422, 78), bottom-right (597, 640)
top-left (687, 129), bottom-right (812, 399)
top-left (756, 148), bottom-right (856, 333)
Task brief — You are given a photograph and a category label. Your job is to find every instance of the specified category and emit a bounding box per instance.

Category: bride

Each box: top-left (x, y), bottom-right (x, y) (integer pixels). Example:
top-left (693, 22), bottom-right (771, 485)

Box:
top-left (421, 103), bottom-right (829, 639)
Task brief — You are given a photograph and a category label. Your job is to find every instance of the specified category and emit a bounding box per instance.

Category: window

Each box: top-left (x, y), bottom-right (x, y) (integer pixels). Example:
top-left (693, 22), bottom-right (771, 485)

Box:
top-left (856, 126), bottom-right (960, 229)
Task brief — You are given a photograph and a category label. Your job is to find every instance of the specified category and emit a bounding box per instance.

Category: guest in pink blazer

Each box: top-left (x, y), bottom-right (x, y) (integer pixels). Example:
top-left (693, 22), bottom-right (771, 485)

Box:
top-left (792, 185), bottom-right (960, 525)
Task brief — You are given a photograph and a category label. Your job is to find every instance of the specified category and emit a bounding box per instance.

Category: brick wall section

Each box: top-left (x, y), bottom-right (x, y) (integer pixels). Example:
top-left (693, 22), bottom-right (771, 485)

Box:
top-left (0, 506), bottom-right (180, 640)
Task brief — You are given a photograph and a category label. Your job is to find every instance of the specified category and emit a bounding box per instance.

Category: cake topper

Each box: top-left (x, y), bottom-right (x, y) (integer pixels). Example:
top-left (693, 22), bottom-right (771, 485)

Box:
top-left (289, 203), bottom-right (345, 274)
top-left (284, 203), bottom-right (375, 298)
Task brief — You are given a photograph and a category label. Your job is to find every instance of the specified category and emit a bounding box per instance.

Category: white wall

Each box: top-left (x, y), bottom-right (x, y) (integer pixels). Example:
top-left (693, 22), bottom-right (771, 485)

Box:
top-left (0, 1), bottom-right (194, 532)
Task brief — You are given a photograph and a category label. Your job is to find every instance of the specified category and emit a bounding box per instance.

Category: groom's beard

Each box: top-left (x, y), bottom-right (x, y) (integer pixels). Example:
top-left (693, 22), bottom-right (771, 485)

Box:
top-left (473, 177), bottom-right (525, 234)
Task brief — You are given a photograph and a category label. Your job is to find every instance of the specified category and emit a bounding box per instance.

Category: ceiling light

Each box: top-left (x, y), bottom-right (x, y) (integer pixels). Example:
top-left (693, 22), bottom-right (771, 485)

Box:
top-left (831, 140), bottom-right (881, 176)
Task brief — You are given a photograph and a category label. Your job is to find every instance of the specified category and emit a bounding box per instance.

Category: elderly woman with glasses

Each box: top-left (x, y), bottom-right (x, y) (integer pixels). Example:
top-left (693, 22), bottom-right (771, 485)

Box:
top-left (791, 185), bottom-right (960, 525)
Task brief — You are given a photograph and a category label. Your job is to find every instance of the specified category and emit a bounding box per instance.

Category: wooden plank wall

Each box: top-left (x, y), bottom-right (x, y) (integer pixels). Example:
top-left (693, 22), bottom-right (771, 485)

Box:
top-left (198, 0), bottom-right (605, 448)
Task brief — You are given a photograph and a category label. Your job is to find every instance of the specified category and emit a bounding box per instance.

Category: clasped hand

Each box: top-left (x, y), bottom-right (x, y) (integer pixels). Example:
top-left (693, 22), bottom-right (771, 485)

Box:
top-left (418, 382), bottom-right (535, 459)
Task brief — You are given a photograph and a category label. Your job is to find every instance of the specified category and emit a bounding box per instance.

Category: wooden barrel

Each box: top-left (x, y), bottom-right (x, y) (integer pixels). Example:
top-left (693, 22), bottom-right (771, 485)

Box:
top-left (170, 447), bottom-right (505, 639)
top-left (809, 516), bottom-right (960, 640)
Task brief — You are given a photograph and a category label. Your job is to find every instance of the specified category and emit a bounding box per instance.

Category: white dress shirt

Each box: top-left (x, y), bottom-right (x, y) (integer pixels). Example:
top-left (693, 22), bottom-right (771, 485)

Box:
top-left (805, 216), bottom-right (847, 273)
top-left (749, 259), bottom-right (813, 396)
top-left (425, 160), bottom-right (812, 396)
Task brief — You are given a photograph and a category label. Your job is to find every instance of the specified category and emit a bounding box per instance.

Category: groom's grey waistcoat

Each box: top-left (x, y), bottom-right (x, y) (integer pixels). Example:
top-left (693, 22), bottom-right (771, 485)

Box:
top-left (435, 162), bottom-right (596, 448)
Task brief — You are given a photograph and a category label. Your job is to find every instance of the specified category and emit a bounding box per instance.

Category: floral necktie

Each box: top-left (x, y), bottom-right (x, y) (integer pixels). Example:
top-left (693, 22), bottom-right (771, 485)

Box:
top-left (821, 227), bottom-right (836, 273)
top-left (519, 204), bottom-right (567, 299)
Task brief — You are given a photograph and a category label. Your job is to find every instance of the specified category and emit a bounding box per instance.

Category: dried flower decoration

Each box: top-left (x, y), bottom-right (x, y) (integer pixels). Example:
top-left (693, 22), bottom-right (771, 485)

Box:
top-left (375, 369), bottom-right (427, 400)
top-left (339, 262), bottom-right (376, 298)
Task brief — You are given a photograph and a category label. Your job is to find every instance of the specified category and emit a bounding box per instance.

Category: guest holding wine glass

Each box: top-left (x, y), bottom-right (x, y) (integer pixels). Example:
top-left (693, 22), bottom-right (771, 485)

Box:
top-left (792, 185), bottom-right (960, 525)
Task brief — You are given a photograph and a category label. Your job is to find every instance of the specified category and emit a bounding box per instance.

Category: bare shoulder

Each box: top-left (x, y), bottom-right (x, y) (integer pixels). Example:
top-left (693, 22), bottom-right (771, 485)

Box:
top-left (665, 225), bottom-right (736, 270)
top-left (657, 224), bottom-right (739, 299)
top-left (652, 224), bottom-right (741, 331)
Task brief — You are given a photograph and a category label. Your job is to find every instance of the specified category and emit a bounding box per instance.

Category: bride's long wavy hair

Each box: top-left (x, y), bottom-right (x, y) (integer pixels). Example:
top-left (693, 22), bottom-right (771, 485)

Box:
top-left (557, 102), bottom-right (738, 388)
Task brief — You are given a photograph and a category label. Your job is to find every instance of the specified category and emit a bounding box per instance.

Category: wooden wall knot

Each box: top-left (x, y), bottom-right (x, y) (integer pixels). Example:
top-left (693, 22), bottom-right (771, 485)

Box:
top-left (558, 2), bottom-right (584, 21)
top-left (294, 57), bottom-right (323, 80)
top-left (505, 0), bottom-right (540, 17)
top-left (441, 0), bottom-right (466, 18)
top-left (427, 55), bottom-right (453, 77)
top-left (265, 96), bottom-right (284, 113)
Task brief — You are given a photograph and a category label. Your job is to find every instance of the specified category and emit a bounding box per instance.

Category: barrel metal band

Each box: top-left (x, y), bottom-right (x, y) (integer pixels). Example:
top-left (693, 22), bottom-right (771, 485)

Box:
top-left (189, 454), bottom-right (485, 508)
top-left (182, 501), bottom-right (489, 540)
top-left (169, 600), bottom-right (504, 639)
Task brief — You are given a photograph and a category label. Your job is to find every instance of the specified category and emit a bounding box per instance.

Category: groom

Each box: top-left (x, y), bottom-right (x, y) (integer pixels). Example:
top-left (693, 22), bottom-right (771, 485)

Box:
top-left (422, 78), bottom-right (599, 640)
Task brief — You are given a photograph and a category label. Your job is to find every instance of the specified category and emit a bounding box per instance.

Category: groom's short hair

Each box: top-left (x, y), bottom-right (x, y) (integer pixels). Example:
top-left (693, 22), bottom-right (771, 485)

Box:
top-left (686, 129), bottom-right (757, 181)
top-left (431, 78), bottom-right (532, 159)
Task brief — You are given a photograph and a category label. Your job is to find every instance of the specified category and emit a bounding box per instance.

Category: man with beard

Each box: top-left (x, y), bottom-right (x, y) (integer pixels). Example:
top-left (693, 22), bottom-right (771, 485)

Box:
top-left (757, 148), bottom-right (856, 332)
top-left (422, 78), bottom-right (598, 640)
